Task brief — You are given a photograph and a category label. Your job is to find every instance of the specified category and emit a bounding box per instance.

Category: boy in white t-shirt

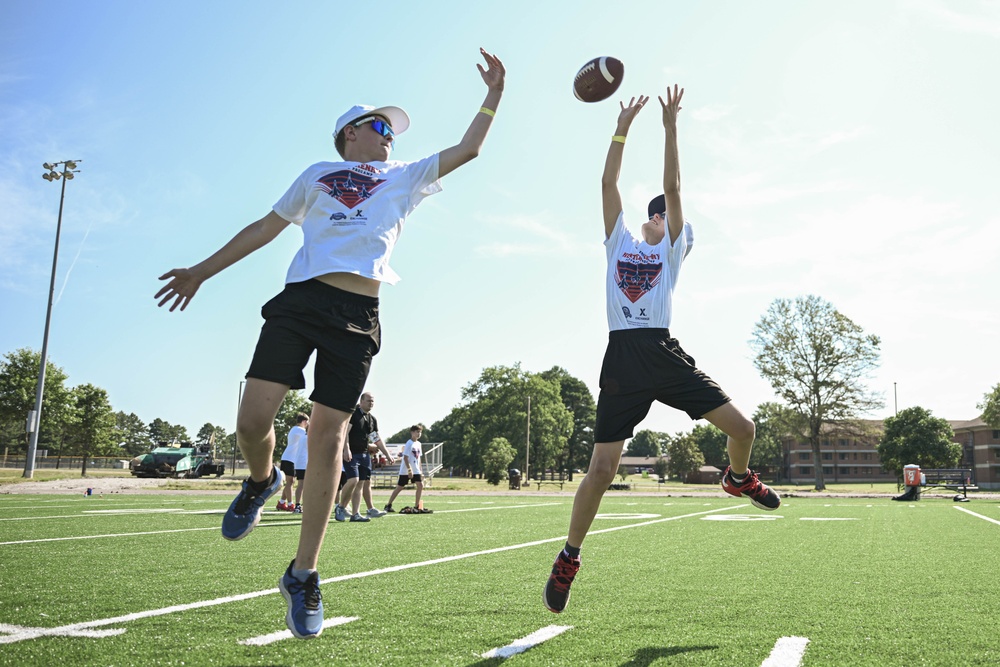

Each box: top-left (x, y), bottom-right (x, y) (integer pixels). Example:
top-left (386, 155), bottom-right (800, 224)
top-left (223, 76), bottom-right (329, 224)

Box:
top-left (155, 48), bottom-right (505, 639)
top-left (278, 414), bottom-right (308, 512)
top-left (383, 425), bottom-right (428, 513)
top-left (543, 86), bottom-right (780, 616)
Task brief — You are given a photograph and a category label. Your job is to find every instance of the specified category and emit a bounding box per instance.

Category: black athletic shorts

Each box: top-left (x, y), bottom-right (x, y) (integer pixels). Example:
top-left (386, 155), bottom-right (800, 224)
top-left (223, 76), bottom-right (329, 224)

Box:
top-left (344, 451), bottom-right (372, 481)
top-left (595, 328), bottom-right (730, 443)
top-left (279, 460), bottom-right (296, 477)
top-left (294, 468), bottom-right (306, 481)
top-left (397, 474), bottom-right (421, 486)
top-left (246, 280), bottom-right (380, 412)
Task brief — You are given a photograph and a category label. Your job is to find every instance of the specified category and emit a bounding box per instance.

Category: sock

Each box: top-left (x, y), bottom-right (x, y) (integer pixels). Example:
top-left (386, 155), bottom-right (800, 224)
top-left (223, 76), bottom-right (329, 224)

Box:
top-left (291, 566), bottom-right (316, 583)
top-left (247, 469), bottom-right (275, 493)
top-left (729, 469), bottom-right (747, 484)
top-left (563, 542), bottom-right (581, 559)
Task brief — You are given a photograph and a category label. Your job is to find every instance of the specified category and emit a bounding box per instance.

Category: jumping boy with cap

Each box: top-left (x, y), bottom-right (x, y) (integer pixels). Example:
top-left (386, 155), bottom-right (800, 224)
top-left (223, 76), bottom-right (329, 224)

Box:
top-left (156, 47), bottom-right (505, 639)
top-left (542, 86), bottom-right (780, 615)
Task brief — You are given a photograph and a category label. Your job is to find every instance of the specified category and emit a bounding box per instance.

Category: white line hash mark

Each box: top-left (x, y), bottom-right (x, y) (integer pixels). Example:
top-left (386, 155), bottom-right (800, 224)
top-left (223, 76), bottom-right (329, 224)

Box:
top-left (480, 625), bottom-right (573, 659)
top-left (239, 617), bottom-right (358, 645)
top-left (760, 636), bottom-right (810, 667)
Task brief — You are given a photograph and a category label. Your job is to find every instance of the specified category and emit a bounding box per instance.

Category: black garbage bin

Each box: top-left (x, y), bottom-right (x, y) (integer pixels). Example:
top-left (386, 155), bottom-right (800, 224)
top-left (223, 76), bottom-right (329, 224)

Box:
top-left (508, 468), bottom-right (521, 490)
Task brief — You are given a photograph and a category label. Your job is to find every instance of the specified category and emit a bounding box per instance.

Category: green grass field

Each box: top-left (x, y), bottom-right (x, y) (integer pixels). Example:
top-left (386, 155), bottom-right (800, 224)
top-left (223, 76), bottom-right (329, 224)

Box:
top-left (0, 490), bottom-right (997, 666)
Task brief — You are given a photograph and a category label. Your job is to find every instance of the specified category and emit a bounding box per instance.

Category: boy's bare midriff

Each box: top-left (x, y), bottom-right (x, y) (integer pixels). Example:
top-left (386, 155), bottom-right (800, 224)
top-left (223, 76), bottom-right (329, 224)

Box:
top-left (315, 272), bottom-right (381, 297)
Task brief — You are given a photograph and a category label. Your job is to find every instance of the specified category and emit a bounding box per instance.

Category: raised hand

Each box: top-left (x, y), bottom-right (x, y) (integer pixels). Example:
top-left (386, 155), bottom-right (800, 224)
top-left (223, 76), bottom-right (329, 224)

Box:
top-left (616, 95), bottom-right (650, 134)
top-left (658, 84), bottom-right (684, 128)
top-left (477, 48), bottom-right (505, 92)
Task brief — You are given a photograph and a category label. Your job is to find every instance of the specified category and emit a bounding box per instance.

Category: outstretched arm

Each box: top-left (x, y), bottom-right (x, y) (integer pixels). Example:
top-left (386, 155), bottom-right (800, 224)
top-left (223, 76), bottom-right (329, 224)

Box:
top-left (437, 48), bottom-right (506, 178)
top-left (658, 85), bottom-right (684, 244)
top-left (155, 210), bottom-right (291, 311)
top-left (602, 96), bottom-right (649, 239)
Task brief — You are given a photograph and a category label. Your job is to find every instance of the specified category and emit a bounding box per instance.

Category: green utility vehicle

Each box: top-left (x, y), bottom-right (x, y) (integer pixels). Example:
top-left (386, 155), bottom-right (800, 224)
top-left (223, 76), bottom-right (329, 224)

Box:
top-left (130, 443), bottom-right (226, 478)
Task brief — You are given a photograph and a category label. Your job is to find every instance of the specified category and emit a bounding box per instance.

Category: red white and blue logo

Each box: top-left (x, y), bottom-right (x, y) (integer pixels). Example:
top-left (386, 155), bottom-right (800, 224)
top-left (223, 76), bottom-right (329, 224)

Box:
top-left (615, 260), bottom-right (662, 303)
top-left (315, 169), bottom-right (386, 209)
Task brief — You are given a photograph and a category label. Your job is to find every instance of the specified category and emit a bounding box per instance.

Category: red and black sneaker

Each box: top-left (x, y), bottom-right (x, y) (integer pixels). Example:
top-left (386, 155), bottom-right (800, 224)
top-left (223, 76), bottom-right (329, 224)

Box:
top-left (543, 550), bottom-right (581, 614)
top-left (721, 466), bottom-right (781, 510)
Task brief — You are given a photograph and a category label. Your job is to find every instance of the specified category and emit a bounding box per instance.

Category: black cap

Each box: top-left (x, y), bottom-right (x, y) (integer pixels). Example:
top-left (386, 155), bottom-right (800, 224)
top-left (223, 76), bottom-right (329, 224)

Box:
top-left (647, 194), bottom-right (666, 219)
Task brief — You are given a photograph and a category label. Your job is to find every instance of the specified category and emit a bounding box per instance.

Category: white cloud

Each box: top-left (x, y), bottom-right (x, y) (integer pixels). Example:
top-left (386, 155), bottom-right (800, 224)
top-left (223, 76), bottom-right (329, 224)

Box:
top-left (473, 211), bottom-right (590, 257)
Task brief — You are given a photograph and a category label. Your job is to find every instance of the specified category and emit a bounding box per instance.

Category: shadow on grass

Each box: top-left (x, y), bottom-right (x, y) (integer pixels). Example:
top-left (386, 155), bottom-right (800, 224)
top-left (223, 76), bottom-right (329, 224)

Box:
top-left (463, 644), bottom-right (717, 667)
top-left (619, 645), bottom-right (718, 666)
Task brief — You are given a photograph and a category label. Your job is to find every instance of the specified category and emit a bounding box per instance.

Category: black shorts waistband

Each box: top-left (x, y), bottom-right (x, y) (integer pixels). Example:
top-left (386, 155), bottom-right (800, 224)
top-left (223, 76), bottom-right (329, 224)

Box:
top-left (609, 328), bottom-right (670, 340)
top-left (285, 279), bottom-right (380, 307)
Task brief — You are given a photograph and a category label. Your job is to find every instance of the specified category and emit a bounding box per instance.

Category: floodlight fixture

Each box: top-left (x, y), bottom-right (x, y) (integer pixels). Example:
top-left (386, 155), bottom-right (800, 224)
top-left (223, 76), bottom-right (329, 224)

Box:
top-left (43, 162), bottom-right (55, 170)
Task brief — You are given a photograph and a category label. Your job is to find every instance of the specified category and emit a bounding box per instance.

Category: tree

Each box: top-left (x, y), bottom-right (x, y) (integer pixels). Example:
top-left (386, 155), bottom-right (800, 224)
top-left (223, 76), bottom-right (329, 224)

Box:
top-left (978, 383), bottom-right (1000, 429)
top-left (751, 295), bottom-right (883, 490)
top-left (432, 406), bottom-right (473, 473)
top-left (115, 411), bottom-right (151, 457)
top-left (69, 384), bottom-right (117, 476)
top-left (652, 457), bottom-right (670, 481)
top-left (482, 437), bottom-right (517, 485)
top-left (666, 432), bottom-right (704, 481)
top-left (147, 418), bottom-right (189, 445)
top-left (625, 430), bottom-right (664, 457)
top-left (196, 423), bottom-right (217, 445)
top-left (387, 424), bottom-right (423, 444)
top-left (0, 348), bottom-right (72, 454)
top-left (690, 423), bottom-right (728, 469)
top-left (539, 366), bottom-right (596, 480)
top-left (456, 364), bottom-right (572, 478)
top-left (877, 406), bottom-right (961, 476)
top-left (272, 391), bottom-right (312, 458)
top-left (751, 402), bottom-right (800, 478)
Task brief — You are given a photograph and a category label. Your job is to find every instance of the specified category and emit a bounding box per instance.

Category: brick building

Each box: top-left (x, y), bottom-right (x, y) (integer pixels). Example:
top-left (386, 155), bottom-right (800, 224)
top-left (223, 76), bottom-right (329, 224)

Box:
top-left (779, 417), bottom-right (1000, 489)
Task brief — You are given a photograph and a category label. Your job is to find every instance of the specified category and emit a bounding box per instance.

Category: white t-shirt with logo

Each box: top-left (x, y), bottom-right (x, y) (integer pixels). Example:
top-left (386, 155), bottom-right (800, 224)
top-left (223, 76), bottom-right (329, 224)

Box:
top-left (604, 212), bottom-right (693, 331)
top-left (273, 155), bottom-right (442, 286)
top-left (398, 439), bottom-right (422, 476)
top-left (283, 425), bottom-right (308, 469)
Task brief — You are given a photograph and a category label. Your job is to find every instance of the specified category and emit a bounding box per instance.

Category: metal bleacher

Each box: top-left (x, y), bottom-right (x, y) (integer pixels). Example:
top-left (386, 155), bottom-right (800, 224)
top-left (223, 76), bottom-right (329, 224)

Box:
top-left (371, 442), bottom-right (443, 488)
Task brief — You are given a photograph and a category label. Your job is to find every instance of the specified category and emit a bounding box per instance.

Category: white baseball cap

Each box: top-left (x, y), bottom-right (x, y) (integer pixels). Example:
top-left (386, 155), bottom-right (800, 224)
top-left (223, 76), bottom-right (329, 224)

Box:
top-left (333, 104), bottom-right (410, 138)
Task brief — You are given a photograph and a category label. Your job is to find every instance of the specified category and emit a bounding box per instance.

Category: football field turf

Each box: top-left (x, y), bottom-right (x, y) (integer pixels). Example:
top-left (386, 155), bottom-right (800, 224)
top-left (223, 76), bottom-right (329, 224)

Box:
top-left (0, 492), bottom-right (997, 666)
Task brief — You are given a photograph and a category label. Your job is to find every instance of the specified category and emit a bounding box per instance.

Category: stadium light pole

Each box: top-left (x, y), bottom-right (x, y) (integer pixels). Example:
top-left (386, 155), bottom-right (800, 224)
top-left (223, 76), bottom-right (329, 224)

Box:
top-left (24, 160), bottom-right (81, 478)
top-left (233, 380), bottom-right (245, 475)
top-left (524, 395), bottom-right (531, 486)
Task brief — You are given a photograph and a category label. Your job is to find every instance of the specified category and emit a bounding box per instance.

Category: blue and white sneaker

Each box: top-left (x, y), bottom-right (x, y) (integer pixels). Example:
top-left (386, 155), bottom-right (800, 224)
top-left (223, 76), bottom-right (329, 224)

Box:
top-left (279, 559), bottom-right (324, 639)
top-left (221, 465), bottom-right (284, 541)
top-left (334, 504), bottom-right (347, 522)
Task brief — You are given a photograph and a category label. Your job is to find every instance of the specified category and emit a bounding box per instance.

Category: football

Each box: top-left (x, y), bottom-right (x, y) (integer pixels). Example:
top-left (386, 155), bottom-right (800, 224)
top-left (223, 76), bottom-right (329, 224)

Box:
top-left (573, 56), bottom-right (624, 103)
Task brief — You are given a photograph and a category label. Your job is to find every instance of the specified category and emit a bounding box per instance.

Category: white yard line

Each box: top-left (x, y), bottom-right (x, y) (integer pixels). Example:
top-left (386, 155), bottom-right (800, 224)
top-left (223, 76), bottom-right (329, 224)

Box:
top-left (0, 503), bottom-right (741, 644)
top-left (0, 526), bottom-right (222, 546)
top-left (954, 506), bottom-right (1000, 526)
top-left (760, 636), bottom-right (810, 667)
top-left (238, 617), bottom-right (358, 645)
top-left (0, 503), bottom-right (558, 546)
top-left (479, 625), bottom-right (573, 659)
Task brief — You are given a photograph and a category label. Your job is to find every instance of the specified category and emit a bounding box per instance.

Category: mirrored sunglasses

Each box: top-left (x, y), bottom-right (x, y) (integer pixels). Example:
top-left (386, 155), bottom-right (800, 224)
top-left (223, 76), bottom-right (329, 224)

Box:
top-left (353, 116), bottom-right (394, 139)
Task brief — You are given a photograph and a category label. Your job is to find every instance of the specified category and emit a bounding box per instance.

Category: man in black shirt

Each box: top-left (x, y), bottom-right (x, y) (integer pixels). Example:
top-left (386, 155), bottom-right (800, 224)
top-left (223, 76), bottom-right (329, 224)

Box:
top-left (335, 392), bottom-right (394, 522)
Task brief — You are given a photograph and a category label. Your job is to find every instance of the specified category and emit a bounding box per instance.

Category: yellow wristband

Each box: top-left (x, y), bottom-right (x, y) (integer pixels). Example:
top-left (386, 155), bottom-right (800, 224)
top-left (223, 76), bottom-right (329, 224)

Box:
top-left (612, 135), bottom-right (626, 144)
top-left (479, 107), bottom-right (496, 117)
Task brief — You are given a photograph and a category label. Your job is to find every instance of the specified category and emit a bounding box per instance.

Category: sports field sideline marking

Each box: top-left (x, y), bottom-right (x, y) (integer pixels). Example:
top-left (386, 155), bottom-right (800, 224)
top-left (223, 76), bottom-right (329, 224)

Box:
top-left (0, 526), bottom-right (222, 546)
top-left (954, 506), bottom-right (1000, 526)
top-left (239, 617), bottom-right (358, 645)
top-left (760, 636), bottom-right (810, 667)
top-left (0, 504), bottom-right (741, 645)
top-left (0, 503), bottom-right (560, 546)
top-left (479, 625), bottom-right (573, 659)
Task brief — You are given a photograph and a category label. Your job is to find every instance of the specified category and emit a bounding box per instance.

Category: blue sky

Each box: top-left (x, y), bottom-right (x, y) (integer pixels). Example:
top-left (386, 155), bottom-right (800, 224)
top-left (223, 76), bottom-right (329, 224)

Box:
top-left (2, 0), bottom-right (998, 442)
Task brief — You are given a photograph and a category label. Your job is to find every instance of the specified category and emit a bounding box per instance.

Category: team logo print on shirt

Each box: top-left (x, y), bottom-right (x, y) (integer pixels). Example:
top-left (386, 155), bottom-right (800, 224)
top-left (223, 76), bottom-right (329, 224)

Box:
top-left (315, 169), bottom-right (387, 209)
top-left (615, 260), bottom-right (663, 303)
